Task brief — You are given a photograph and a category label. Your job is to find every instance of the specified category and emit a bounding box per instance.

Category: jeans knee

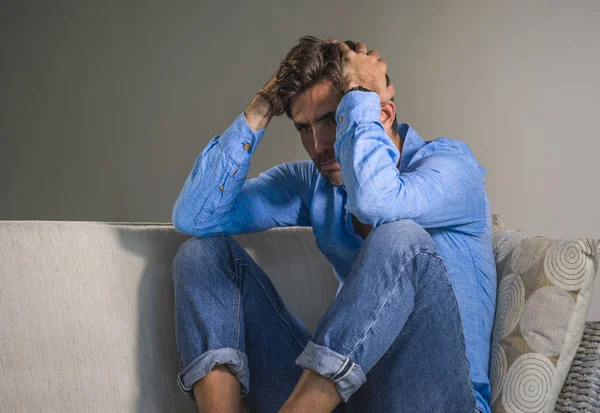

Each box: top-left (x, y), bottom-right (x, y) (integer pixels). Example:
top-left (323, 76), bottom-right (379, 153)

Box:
top-left (360, 220), bottom-right (443, 294)
top-left (173, 235), bottom-right (233, 281)
top-left (366, 219), bottom-right (439, 256)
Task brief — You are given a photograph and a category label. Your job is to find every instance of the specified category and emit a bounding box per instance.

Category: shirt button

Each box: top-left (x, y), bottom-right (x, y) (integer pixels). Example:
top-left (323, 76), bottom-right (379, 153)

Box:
top-left (339, 116), bottom-right (343, 123)
top-left (243, 143), bottom-right (251, 151)
top-left (219, 185), bottom-right (224, 191)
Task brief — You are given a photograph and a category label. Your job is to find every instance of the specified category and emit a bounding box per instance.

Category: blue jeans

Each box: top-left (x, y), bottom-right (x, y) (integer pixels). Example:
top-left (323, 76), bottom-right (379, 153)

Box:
top-left (172, 219), bottom-right (480, 412)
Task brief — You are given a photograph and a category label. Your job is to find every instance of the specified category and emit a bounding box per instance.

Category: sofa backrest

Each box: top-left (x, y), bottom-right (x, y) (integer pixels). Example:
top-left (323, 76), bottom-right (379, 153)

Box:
top-left (0, 221), bottom-right (335, 412)
top-left (3, 220), bottom-right (597, 413)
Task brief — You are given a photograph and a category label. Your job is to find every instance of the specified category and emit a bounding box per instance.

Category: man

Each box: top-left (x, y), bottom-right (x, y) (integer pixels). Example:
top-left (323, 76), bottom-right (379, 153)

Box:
top-left (172, 35), bottom-right (496, 413)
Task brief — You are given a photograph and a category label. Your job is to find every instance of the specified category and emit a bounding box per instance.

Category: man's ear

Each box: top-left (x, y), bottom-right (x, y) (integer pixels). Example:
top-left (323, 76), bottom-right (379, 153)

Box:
top-left (380, 100), bottom-right (396, 133)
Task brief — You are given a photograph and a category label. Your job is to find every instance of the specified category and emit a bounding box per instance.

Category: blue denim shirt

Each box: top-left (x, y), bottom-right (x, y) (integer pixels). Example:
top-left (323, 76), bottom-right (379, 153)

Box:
top-left (173, 90), bottom-right (497, 413)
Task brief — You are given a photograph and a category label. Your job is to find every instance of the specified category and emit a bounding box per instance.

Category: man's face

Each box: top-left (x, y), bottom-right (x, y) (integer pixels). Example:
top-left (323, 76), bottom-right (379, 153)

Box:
top-left (290, 80), bottom-right (344, 187)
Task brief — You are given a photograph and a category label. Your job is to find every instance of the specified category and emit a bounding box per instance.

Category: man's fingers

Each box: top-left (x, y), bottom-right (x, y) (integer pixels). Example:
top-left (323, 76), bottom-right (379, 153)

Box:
top-left (355, 42), bottom-right (367, 54)
top-left (262, 66), bottom-right (280, 90)
top-left (389, 83), bottom-right (395, 98)
top-left (337, 42), bottom-right (351, 57)
top-left (381, 83), bottom-right (396, 103)
top-left (367, 49), bottom-right (380, 59)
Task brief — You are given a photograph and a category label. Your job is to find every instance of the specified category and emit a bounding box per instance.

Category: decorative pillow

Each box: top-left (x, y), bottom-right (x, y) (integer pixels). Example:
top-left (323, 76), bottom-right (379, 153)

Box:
top-left (490, 214), bottom-right (600, 413)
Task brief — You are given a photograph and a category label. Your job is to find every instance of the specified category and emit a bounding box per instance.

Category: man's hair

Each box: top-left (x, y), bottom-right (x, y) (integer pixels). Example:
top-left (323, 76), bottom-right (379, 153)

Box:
top-left (267, 35), bottom-right (398, 135)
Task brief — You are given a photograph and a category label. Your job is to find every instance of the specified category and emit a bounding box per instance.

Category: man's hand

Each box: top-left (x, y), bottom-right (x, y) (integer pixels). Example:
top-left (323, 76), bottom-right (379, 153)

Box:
top-left (244, 66), bottom-right (280, 132)
top-left (262, 65), bottom-right (280, 96)
top-left (337, 42), bottom-right (395, 103)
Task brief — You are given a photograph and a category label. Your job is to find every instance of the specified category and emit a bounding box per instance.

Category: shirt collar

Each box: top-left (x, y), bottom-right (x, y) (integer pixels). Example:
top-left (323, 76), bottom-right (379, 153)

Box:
top-left (397, 123), bottom-right (425, 174)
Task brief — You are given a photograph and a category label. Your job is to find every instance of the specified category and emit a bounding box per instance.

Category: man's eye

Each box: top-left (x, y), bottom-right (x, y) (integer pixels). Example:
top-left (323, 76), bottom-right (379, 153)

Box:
top-left (298, 127), bottom-right (310, 133)
top-left (328, 118), bottom-right (337, 125)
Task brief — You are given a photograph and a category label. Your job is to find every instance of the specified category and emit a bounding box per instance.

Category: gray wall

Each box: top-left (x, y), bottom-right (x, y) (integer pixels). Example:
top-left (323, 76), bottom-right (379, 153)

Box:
top-left (2, 1), bottom-right (599, 316)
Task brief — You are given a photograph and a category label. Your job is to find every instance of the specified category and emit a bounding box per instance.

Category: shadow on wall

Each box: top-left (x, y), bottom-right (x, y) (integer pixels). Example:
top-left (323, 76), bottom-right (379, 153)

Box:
top-left (115, 226), bottom-right (194, 413)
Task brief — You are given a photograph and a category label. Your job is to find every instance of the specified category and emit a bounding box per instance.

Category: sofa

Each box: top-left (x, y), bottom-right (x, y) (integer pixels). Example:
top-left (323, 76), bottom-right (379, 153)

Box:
top-left (0, 218), bottom-right (598, 413)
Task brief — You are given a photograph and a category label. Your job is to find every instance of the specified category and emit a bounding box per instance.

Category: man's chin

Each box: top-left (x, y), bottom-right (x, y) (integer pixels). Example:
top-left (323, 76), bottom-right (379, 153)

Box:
top-left (322, 169), bottom-right (344, 187)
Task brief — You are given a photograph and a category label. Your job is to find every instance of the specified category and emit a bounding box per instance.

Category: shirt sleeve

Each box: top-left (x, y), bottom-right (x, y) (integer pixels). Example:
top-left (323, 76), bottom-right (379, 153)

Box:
top-left (334, 91), bottom-right (486, 230)
top-left (172, 112), bottom-right (313, 237)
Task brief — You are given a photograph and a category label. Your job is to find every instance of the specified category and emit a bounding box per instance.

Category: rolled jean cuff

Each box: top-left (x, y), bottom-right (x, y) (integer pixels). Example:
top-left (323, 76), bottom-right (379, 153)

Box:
top-left (177, 348), bottom-right (250, 401)
top-left (294, 340), bottom-right (367, 403)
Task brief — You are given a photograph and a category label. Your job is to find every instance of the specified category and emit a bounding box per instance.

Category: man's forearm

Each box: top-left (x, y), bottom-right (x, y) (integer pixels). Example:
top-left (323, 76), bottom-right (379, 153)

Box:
top-left (244, 93), bottom-right (274, 131)
top-left (333, 91), bottom-right (401, 226)
top-left (172, 94), bottom-right (270, 236)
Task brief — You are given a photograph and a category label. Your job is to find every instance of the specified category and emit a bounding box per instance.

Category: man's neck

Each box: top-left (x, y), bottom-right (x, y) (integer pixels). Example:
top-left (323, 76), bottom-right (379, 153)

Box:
top-left (396, 133), bottom-right (405, 154)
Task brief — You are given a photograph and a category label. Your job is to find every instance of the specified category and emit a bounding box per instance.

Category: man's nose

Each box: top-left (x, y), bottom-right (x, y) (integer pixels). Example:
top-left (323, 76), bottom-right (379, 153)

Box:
top-left (313, 131), bottom-right (331, 154)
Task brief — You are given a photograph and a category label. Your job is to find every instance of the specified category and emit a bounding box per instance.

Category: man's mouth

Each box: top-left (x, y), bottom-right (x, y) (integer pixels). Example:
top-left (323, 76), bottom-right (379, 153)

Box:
top-left (320, 159), bottom-right (339, 169)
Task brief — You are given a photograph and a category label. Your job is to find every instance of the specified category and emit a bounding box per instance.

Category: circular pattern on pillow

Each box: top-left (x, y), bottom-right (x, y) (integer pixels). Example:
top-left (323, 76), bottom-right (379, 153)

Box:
top-left (511, 237), bottom-right (551, 274)
top-left (544, 240), bottom-right (591, 291)
top-left (490, 342), bottom-right (507, 405)
top-left (502, 353), bottom-right (555, 413)
top-left (494, 230), bottom-right (527, 263)
top-left (494, 273), bottom-right (525, 341)
top-left (520, 286), bottom-right (575, 356)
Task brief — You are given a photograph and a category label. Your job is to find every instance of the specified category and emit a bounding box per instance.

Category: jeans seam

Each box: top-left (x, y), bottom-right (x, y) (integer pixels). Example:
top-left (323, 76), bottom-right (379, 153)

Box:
top-left (228, 258), bottom-right (242, 351)
top-left (236, 260), bottom-right (307, 350)
top-left (234, 281), bottom-right (241, 350)
top-left (347, 250), bottom-right (438, 357)
top-left (332, 357), bottom-right (356, 382)
top-left (413, 253), bottom-right (443, 305)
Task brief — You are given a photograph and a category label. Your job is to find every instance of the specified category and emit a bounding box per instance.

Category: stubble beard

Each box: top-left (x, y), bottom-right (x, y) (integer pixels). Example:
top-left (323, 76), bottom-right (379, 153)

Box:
top-left (322, 168), bottom-right (344, 187)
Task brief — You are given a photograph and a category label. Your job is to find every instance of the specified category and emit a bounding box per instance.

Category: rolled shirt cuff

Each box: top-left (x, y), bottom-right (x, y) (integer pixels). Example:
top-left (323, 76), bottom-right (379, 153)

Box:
top-left (217, 112), bottom-right (266, 165)
top-left (335, 90), bottom-right (381, 132)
